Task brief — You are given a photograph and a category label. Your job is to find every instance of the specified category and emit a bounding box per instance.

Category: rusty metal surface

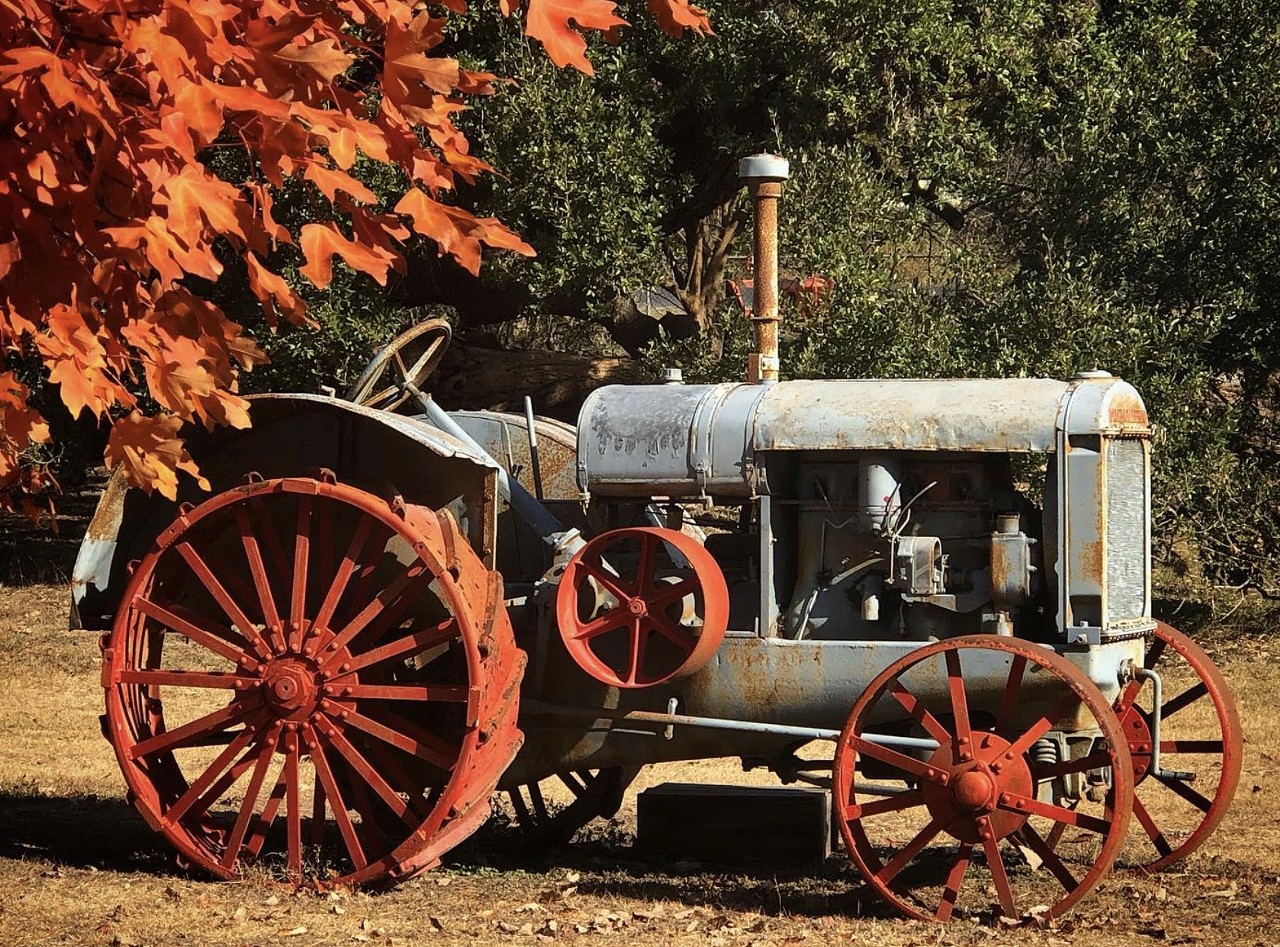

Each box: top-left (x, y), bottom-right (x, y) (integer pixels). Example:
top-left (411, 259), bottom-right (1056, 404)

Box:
top-left (753, 378), bottom-right (1074, 453)
top-left (448, 410), bottom-right (578, 500)
top-left (578, 375), bottom-right (1151, 499)
top-left (71, 394), bottom-right (500, 632)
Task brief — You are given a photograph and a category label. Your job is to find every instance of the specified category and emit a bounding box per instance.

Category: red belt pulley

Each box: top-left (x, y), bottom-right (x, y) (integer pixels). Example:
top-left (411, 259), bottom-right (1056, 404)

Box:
top-left (555, 527), bottom-right (729, 688)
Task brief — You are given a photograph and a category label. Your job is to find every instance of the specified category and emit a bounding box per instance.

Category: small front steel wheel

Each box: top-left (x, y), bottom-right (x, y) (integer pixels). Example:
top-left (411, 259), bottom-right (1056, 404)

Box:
top-left (1113, 620), bottom-right (1242, 871)
top-left (834, 636), bottom-right (1134, 922)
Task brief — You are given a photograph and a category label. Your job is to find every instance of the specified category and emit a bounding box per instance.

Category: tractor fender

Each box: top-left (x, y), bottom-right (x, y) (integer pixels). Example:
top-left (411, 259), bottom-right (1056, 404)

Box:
top-left (71, 393), bottom-right (499, 631)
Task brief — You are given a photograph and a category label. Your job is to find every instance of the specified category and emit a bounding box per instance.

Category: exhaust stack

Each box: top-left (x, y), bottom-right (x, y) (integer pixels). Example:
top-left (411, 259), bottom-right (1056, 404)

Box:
top-left (739, 153), bottom-right (789, 384)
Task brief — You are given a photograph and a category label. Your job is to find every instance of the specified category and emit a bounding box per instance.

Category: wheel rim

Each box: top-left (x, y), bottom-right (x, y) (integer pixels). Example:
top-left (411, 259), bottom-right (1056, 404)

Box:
top-left (1112, 620), bottom-right (1242, 871)
top-left (556, 527), bottom-right (728, 688)
top-left (102, 475), bottom-right (521, 886)
top-left (345, 318), bottom-right (451, 412)
top-left (834, 636), bottom-right (1134, 922)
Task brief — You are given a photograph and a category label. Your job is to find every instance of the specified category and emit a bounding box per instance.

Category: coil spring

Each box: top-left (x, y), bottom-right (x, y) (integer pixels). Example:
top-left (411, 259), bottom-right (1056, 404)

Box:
top-left (1031, 738), bottom-right (1059, 767)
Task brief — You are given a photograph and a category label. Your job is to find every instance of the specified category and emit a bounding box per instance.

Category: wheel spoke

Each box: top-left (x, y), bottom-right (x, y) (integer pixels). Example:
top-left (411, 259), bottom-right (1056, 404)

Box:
top-left (572, 609), bottom-right (629, 642)
top-left (877, 815), bottom-right (945, 884)
top-left (321, 562), bottom-right (435, 659)
top-left (625, 618), bottom-right (647, 686)
top-left (887, 679), bottom-right (952, 748)
top-left (1132, 794), bottom-right (1175, 857)
top-left (245, 763), bottom-right (289, 860)
top-left (851, 735), bottom-right (943, 783)
top-left (341, 619), bottom-right (460, 675)
top-left (1156, 773), bottom-right (1213, 812)
top-left (647, 578), bottom-right (699, 610)
top-left (1017, 822), bottom-right (1078, 891)
top-left (118, 669), bottom-right (258, 690)
top-left (578, 560), bottom-right (631, 603)
top-left (842, 789), bottom-right (925, 822)
top-left (337, 683), bottom-right (469, 702)
top-left (316, 723), bottom-right (417, 827)
top-left (634, 533), bottom-right (657, 596)
top-left (284, 731), bottom-right (303, 876)
top-left (936, 843), bottom-right (972, 921)
top-left (289, 496), bottom-right (312, 650)
top-left (944, 650), bottom-right (972, 757)
top-left (234, 505), bottom-right (284, 654)
top-left (645, 615), bottom-right (695, 655)
top-left (306, 725), bottom-right (367, 871)
top-left (134, 597), bottom-right (251, 666)
top-left (221, 731), bottom-right (280, 871)
top-left (129, 699), bottom-right (261, 759)
top-left (312, 515), bottom-right (376, 634)
top-left (559, 772), bottom-right (587, 796)
top-left (999, 791), bottom-right (1111, 833)
top-left (175, 541), bottom-right (272, 659)
top-left (983, 831), bottom-right (1017, 918)
top-left (995, 654), bottom-right (1027, 732)
top-left (1144, 634), bottom-right (1169, 671)
top-left (331, 702), bottom-right (459, 770)
top-left (361, 739), bottom-right (433, 821)
top-left (1162, 682), bottom-right (1208, 721)
top-left (1003, 689), bottom-right (1082, 761)
top-left (528, 780), bottom-right (549, 820)
top-left (311, 767), bottom-right (327, 848)
top-left (344, 760), bottom-right (387, 856)
top-left (165, 719), bottom-right (265, 823)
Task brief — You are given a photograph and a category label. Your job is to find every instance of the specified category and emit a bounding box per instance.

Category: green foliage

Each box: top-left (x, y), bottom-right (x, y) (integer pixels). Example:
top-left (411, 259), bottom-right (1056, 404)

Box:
top-left (204, 0), bottom-right (1279, 595)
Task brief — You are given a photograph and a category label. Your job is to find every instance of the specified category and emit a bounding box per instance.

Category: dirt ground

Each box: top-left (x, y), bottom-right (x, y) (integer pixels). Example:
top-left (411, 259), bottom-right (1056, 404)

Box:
top-left (0, 580), bottom-right (1276, 947)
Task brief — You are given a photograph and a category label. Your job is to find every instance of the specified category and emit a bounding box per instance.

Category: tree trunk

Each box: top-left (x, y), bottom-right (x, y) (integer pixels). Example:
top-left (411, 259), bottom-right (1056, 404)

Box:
top-left (430, 338), bottom-right (650, 422)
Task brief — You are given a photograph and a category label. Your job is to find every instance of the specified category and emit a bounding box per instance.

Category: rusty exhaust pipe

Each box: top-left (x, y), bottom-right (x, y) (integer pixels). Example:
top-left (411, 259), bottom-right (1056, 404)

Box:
top-left (739, 153), bottom-right (789, 384)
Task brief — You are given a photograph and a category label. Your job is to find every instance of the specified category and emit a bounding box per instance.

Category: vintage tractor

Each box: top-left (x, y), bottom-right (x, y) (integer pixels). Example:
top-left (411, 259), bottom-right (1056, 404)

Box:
top-left (71, 155), bottom-right (1241, 921)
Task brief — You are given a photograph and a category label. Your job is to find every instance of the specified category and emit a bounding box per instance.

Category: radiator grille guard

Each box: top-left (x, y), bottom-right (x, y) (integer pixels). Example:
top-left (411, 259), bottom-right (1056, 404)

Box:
top-left (1105, 438), bottom-right (1148, 626)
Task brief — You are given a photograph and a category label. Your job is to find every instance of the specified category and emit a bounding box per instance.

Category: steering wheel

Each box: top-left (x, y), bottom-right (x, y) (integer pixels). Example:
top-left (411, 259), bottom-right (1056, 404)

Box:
top-left (344, 318), bottom-right (452, 411)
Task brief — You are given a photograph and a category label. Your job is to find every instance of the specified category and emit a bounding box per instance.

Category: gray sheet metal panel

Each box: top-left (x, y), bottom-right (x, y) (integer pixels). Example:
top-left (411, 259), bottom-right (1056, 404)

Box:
top-left (578, 375), bottom-right (1151, 496)
top-left (577, 382), bottom-right (764, 497)
top-left (752, 378), bottom-right (1074, 453)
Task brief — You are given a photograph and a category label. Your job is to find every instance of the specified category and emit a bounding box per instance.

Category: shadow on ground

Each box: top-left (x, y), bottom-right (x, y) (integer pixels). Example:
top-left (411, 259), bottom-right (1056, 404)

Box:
top-left (0, 789), bottom-right (175, 874)
top-left (457, 828), bottom-right (896, 919)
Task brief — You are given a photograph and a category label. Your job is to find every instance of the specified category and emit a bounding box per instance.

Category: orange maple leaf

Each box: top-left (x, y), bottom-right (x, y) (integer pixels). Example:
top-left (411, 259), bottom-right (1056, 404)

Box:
top-left (105, 410), bottom-right (210, 500)
top-left (273, 38), bottom-right (354, 82)
top-left (298, 222), bottom-right (397, 289)
top-left (304, 161), bottom-right (378, 204)
top-left (647, 0), bottom-right (713, 37)
top-left (246, 252), bottom-right (309, 327)
top-left (395, 188), bottom-right (534, 275)
top-left (520, 0), bottom-right (628, 74)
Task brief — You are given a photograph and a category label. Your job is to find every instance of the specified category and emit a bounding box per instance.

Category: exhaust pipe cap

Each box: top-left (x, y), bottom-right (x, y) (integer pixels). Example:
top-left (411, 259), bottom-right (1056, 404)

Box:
top-left (739, 153), bottom-right (790, 183)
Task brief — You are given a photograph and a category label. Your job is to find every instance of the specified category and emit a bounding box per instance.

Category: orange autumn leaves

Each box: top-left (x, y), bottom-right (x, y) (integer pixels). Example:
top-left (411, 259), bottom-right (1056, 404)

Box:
top-left (0, 0), bottom-right (709, 504)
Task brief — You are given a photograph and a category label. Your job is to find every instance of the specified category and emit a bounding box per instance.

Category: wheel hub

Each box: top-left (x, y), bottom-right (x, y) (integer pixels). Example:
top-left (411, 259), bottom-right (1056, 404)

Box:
top-left (1119, 705), bottom-right (1153, 781)
top-left (626, 598), bottom-right (648, 618)
top-left (952, 768), bottom-right (997, 812)
top-left (262, 659), bottom-right (320, 720)
top-left (920, 732), bottom-right (1034, 844)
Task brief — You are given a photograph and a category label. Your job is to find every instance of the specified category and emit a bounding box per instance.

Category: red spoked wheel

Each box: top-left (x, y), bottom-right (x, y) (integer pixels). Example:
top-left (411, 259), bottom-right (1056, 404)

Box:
top-left (1110, 620), bottom-right (1242, 871)
top-left (834, 636), bottom-right (1133, 922)
top-left (555, 527), bottom-right (728, 688)
top-left (101, 475), bottom-right (523, 886)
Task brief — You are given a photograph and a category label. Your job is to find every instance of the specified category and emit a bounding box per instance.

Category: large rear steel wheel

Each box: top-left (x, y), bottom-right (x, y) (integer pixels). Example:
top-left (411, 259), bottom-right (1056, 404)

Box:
top-left (101, 475), bottom-right (523, 886)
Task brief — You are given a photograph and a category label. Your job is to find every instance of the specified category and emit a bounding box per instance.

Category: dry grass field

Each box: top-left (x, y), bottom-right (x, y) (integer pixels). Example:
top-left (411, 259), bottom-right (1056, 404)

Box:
top-left (0, 580), bottom-right (1276, 947)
